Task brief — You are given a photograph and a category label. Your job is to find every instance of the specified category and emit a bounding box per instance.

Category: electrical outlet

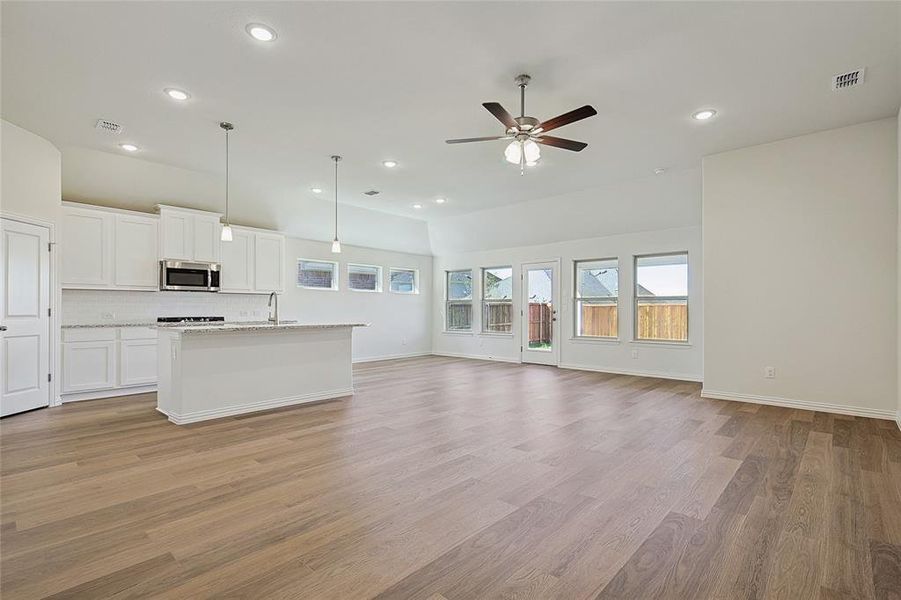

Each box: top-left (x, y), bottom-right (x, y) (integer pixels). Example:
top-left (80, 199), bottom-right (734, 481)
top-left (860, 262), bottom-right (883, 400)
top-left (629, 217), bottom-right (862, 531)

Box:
top-left (401, 337), bottom-right (407, 346)
top-left (631, 349), bottom-right (638, 359)
top-left (764, 366), bottom-right (776, 379)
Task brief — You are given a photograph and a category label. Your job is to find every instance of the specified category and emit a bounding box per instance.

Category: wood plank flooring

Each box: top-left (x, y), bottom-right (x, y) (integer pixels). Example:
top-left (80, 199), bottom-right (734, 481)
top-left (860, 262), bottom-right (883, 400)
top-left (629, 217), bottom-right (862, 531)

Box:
top-left (1, 356), bottom-right (899, 599)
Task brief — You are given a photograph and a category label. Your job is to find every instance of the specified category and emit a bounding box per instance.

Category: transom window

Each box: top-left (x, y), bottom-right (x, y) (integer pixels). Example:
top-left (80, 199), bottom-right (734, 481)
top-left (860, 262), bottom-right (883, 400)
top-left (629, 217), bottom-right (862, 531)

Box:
top-left (574, 259), bottom-right (619, 338)
top-left (297, 259), bottom-right (338, 290)
top-left (635, 253), bottom-right (688, 342)
top-left (348, 263), bottom-right (382, 292)
top-left (446, 269), bottom-right (473, 331)
top-left (481, 266), bottom-right (513, 333)
top-left (389, 268), bottom-right (418, 294)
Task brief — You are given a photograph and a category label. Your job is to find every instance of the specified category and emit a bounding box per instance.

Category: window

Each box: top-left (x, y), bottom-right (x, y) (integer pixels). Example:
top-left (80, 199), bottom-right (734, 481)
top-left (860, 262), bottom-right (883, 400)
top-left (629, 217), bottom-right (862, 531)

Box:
top-left (574, 259), bottom-right (619, 338)
top-left (297, 259), bottom-right (338, 290)
top-left (445, 269), bottom-right (473, 331)
top-left (389, 268), bottom-right (418, 294)
top-left (481, 266), bottom-right (513, 333)
top-left (348, 264), bottom-right (382, 292)
top-left (635, 253), bottom-right (688, 342)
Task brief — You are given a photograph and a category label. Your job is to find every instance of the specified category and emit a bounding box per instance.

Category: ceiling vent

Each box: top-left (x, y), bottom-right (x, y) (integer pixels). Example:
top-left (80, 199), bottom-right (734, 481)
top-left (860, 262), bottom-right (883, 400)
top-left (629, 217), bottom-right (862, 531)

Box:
top-left (832, 68), bottom-right (865, 91)
top-left (362, 190), bottom-right (380, 196)
top-left (95, 119), bottom-right (123, 134)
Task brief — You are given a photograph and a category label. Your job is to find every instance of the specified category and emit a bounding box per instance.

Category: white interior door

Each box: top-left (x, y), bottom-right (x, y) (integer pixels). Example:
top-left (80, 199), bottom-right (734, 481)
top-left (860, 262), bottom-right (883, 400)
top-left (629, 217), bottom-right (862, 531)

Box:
top-left (1, 218), bottom-right (51, 416)
top-left (520, 260), bottom-right (560, 366)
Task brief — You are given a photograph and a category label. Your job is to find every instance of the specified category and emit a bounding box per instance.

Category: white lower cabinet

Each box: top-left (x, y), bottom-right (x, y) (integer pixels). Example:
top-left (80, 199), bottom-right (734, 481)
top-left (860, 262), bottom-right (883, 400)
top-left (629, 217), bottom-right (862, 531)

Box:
top-left (62, 327), bottom-right (158, 398)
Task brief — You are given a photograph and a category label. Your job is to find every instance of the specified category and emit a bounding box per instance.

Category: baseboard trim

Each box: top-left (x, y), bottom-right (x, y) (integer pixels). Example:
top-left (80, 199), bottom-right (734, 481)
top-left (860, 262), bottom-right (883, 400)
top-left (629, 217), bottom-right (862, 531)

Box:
top-left (896, 412), bottom-right (901, 432)
top-left (158, 387), bottom-right (354, 425)
top-left (353, 352), bottom-right (431, 364)
top-left (431, 351), bottom-right (521, 364)
top-left (61, 385), bottom-right (157, 403)
top-left (701, 388), bottom-right (897, 421)
top-left (559, 363), bottom-right (702, 383)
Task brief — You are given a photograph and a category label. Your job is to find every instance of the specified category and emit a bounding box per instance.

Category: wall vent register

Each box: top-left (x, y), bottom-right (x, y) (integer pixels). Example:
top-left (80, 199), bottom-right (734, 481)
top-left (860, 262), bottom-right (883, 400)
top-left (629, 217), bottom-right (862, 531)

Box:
top-left (832, 67), bottom-right (865, 90)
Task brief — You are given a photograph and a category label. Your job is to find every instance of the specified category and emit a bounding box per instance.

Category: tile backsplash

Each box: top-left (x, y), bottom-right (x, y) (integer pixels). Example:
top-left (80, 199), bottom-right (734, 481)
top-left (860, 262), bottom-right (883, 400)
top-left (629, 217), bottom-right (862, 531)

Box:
top-left (62, 290), bottom-right (271, 325)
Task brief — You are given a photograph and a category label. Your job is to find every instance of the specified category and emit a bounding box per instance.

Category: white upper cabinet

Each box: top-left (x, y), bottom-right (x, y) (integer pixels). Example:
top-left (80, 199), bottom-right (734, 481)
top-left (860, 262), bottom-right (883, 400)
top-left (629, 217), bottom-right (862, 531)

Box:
top-left (114, 214), bottom-right (158, 289)
top-left (220, 226), bottom-right (285, 294)
top-left (220, 227), bottom-right (255, 292)
top-left (61, 206), bottom-right (114, 287)
top-left (254, 232), bottom-right (285, 293)
top-left (157, 206), bottom-right (222, 262)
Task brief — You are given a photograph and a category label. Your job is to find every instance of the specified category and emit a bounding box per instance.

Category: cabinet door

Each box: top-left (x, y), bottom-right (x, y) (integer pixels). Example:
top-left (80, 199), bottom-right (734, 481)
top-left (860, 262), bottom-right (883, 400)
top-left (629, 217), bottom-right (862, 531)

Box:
top-left (193, 215), bottom-right (221, 263)
top-left (119, 339), bottom-right (157, 386)
top-left (160, 211), bottom-right (193, 260)
top-left (114, 214), bottom-right (159, 289)
top-left (61, 207), bottom-right (113, 287)
top-left (62, 341), bottom-right (117, 393)
top-left (254, 232), bottom-right (285, 293)
top-left (220, 228), bottom-right (255, 292)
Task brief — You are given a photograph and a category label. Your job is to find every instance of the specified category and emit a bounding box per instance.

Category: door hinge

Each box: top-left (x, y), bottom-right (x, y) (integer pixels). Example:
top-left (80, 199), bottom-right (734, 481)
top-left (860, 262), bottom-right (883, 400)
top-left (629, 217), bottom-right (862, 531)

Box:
top-left (520, 345), bottom-right (523, 352)
top-left (48, 308), bottom-right (52, 317)
top-left (48, 242), bottom-right (52, 252)
top-left (48, 373), bottom-right (52, 382)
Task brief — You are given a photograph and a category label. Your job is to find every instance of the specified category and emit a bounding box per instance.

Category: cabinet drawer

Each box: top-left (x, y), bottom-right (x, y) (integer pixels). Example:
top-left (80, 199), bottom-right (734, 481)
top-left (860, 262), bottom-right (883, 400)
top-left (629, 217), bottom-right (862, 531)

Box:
top-left (62, 328), bottom-right (117, 343)
top-left (119, 326), bottom-right (157, 340)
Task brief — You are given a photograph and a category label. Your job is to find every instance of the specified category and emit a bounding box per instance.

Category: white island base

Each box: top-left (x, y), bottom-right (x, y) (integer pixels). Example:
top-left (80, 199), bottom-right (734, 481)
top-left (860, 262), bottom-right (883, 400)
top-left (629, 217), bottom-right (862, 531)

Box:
top-left (156, 323), bottom-right (367, 424)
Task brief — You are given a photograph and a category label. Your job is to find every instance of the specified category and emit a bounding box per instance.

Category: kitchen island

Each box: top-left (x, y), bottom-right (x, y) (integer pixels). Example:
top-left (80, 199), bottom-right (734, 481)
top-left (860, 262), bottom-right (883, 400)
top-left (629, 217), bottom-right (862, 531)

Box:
top-left (156, 322), bottom-right (367, 424)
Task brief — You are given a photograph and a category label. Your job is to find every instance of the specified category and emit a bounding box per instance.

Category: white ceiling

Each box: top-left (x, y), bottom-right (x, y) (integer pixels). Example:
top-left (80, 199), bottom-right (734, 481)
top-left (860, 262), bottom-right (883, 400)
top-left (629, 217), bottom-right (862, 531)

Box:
top-left (2, 1), bottom-right (899, 223)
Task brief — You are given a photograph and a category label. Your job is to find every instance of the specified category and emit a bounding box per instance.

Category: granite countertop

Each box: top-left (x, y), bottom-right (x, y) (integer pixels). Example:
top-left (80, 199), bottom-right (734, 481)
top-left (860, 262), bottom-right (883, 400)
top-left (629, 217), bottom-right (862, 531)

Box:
top-left (161, 322), bottom-right (369, 335)
top-left (62, 322), bottom-right (157, 329)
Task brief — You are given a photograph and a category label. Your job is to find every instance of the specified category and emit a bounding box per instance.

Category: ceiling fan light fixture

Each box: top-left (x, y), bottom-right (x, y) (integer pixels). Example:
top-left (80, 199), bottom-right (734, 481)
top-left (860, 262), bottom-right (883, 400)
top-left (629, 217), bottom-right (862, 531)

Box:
top-left (523, 139), bottom-right (541, 163)
top-left (526, 161), bottom-right (538, 167)
top-left (504, 141), bottom-right (522, 164)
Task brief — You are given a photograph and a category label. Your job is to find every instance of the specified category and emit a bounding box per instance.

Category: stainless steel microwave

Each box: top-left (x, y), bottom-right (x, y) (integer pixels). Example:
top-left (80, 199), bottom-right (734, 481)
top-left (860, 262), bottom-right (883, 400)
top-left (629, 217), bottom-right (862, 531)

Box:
top-left (159, 260), bottom-right (220, 292)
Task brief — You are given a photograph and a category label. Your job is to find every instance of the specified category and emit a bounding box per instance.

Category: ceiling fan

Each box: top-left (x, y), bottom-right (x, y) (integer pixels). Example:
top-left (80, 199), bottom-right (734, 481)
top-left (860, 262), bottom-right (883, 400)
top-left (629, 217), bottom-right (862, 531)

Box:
top-left (446, 74), bottom-right (597, 172)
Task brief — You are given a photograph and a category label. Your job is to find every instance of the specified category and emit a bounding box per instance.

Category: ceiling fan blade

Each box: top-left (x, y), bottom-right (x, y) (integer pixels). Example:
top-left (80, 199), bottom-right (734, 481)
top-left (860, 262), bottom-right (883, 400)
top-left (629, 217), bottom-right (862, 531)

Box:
top-left (482, 102), bottom-right (518, 129)
top-left (536, 105), bottom-right (598, 134)
top-left (536, 136), bottom-right (588, 151)
top-left (445, 135), bottom-right (511, 144)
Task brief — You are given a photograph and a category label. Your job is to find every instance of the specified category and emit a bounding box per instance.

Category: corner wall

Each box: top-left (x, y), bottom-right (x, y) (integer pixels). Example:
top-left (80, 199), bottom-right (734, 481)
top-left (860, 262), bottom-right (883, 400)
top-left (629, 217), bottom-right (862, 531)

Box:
top-left (1, 120), bottom-right (61, 221)
top-left (703, 117), bottom-right (898, 418)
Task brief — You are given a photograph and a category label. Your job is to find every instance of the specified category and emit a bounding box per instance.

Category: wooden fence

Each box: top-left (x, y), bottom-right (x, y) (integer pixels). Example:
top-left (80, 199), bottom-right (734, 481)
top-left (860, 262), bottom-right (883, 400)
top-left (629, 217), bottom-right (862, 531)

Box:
top-left (579, 303), bottom-right (687, 341)
top-left (579, 305), bottom-right (618, 338)
top-left (528, 303), bottom-right (552, 344)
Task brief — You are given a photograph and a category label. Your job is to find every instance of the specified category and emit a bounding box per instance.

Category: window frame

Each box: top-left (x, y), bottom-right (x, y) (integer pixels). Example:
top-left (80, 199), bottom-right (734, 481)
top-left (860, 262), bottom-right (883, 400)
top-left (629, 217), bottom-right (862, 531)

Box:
top-left (297, 258), bottom-right (339, 291)
top-left (388, 267), bottom-right (419, 295)
top-left (347, 263), bottom-right (383, 293)
top-left (445, 269), bottom-right (473, 332)
top-left (480, 265), bottom-right (514, 335)
top-left (573, 258), bottom-right (620, 340)
top-left (633, 251), bottom-right (689, 343)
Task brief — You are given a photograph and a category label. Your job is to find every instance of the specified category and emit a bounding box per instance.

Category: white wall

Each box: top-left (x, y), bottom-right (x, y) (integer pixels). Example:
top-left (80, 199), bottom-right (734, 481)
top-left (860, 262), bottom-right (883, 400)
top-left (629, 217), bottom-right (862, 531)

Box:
top-left (1, 120), bottom-right (61, 222)
top-left (428, 168), bottom-right (700, 255)
top-left (432, 226), bottom-right (702, 381)
top-left (62, 146), bottom-right (432, 255)
top-left (897, 107), bottom-right (900, 423)
top-left (703, 117), bottom-right (898, 418)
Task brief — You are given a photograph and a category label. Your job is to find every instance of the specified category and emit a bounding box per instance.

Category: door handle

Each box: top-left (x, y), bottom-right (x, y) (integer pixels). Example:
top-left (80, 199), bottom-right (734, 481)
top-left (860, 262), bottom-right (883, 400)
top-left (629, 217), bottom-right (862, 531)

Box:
top-left (0, 325), bottom-right (6, 331)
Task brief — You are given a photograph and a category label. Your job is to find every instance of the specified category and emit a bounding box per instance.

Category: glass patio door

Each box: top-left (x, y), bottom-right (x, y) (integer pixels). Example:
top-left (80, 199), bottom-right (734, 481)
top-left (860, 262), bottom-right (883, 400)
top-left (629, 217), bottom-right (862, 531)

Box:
top-left (520, 260), bottom-right (559, 366)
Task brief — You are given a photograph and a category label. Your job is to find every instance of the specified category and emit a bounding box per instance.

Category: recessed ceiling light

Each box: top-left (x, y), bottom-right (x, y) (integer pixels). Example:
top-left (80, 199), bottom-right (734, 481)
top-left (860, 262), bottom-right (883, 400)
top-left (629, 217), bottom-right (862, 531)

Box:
top-left (311, 187), bottom-right (322, 194)
top-left (246, 23), bottom-right (277, 42)
top-left (119, 143), bottom-right (139, 152)
top-left (654, 168), bottom-right (666, 175)
top-left (692, 109), bottom-right (717, 121)
top-left (382, 160), bottom-right (398, 168)
top-left (164, 88), bottom-right (190, 101)
top-left (435, 197), bottom-right (446, 204)
top-left (412, 204), bottom-right (422, 209)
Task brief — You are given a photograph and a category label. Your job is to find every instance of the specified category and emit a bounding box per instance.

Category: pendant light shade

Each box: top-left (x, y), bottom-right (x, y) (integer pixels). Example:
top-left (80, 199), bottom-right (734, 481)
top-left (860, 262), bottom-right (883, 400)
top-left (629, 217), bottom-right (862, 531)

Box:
top-left (220, 121), bottom-right (235, 242)
top-left (331, 155), bottom-right (342, 254)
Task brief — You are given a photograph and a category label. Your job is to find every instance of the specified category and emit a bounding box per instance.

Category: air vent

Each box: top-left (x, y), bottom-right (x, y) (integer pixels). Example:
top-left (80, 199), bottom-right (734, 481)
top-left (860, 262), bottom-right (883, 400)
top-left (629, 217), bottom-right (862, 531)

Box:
top-left (362, 190), bottom-right (380, 196)
top-left (832, 67), bottom-right (865, 91)
top-left (95, 119), bottom-right (123, 134)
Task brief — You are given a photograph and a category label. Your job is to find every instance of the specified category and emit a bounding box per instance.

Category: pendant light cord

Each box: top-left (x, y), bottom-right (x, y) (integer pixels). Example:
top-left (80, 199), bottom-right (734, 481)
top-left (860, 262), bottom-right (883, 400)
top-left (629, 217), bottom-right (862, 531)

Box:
top-left (334, 157), bottom-right (338, 239)
top-left (225, 128), bottom-right (229, 223)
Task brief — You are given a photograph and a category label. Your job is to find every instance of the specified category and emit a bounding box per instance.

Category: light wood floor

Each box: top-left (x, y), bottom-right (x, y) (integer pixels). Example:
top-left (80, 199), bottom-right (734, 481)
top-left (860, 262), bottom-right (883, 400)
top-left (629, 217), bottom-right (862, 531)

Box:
top-left (1, 356), bottom-right (900, 599)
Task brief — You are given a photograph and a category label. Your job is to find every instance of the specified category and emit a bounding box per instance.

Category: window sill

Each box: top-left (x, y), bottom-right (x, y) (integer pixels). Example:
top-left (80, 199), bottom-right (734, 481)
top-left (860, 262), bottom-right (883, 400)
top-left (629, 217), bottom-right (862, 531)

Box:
top-left (349, 288), bottom-right (382, 293)
top-left (297, 286), bottom-right (338, 291)
top-left (570, 337), bottom-right (621, 345)
top-left (629, 340), bottom-right (692, 348)
top-left (389, 290), bottom-right (419, 295)
top-left (442, 330), bottom-right (474, 336)
top-left (479, 332), bottom-right (514, 338)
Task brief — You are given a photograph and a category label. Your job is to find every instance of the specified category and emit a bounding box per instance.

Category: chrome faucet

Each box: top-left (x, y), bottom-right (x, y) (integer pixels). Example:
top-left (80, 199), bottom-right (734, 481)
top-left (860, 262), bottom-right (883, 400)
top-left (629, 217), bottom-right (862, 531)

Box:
top-left (268, 292), bottom-right (279, 325)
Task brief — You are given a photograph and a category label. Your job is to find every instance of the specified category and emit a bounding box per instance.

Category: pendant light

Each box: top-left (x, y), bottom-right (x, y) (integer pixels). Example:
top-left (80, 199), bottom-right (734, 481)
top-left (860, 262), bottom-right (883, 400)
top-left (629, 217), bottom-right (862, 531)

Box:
top-left (330, 155), bottom-right (342, 253)
top-left (220, 121), bottom-right (235, 242)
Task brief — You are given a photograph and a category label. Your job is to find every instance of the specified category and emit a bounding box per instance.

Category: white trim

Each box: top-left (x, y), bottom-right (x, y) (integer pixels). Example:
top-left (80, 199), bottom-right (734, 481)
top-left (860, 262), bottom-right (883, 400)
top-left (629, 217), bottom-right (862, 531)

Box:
top-left (157, 387), bottom-right (354, 424)
top-left (353, 352), bottom-right (431, 364)
top-left (1, 212), bottom-right (60, 407)
top-left (442, 330), bottom-right (474, 336)
top-left (432, 351), bottom-right (520, 364)
top-left (61, 384), bottom-right (157, 403)
top-left (570, 336), bottom-right (621, 345)
top-left (629, 340), bottom-right (693, 349)
top-left (559, 362), bottom-right (702, 382)
top-left (155, 204), bottom-right (222, 218)
top-left (896, 412), bottom-right (901, 432)
top-left (700, 389), bottom-right (897, 421)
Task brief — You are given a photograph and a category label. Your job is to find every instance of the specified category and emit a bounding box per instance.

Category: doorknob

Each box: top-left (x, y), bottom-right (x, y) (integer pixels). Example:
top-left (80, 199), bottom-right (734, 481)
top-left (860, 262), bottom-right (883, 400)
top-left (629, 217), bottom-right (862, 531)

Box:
top-left (0, 325), bottom-right (6, 331)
